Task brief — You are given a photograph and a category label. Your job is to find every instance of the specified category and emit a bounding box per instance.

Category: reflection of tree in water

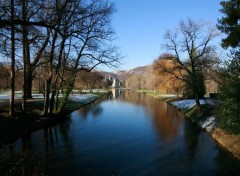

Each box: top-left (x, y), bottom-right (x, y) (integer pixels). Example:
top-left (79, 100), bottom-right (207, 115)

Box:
top-left (214, 148), bottom-right (240, 175)
top-left (75, 105), bottom-right (93, 119)
top-left (152, 101), bottom-right (181, 140)
top-left (44, 127), bottom-right (53, 149)
top-left (41, 123), bottom-right (77, 174)
top-left (75, 94), bottom-right (110, 119)
top-left (120, 91), bottom-right (154, 107)
top-left (44, 122), bottom-right (71, 150)
top-left (183, 119), bottom-right (201, 158)
top-left (92, 105), bottom-right (103, 117)
top-left (58, 123), bottom-right (70, 144)
top-left (21, 132), bottom-right (32, 151)
top-left (75, 103), bottom-right (103, 119)
top-left (120, 91), bottom-right (182, 140)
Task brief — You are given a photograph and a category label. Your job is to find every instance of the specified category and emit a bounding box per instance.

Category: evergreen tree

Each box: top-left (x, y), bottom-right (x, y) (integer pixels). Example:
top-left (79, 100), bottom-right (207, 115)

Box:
top-left (217, 51), bottom-right (240, 134)
top-left (217, 0), bottom-right (240, 48)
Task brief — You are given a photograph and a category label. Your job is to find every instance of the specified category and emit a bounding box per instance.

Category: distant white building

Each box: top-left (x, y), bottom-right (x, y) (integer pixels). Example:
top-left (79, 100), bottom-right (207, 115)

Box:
top-left (112, 78), bottom-right (121, 88)
top-left (105, 75), bottom-right (121, 88)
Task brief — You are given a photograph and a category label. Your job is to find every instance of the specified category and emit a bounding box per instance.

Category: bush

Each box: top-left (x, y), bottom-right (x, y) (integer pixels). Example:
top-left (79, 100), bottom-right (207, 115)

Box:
top-left (217, 51), bottom-right (240, 134)
top-left (217, 98), bottom-right (240, 134)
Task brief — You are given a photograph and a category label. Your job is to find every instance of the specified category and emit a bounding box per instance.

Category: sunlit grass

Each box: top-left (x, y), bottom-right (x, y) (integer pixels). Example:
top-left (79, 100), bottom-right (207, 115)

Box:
top-left (137, 89), bottom-right (161, 97)
top-left (63, 91), bottom-right (108, 113)
top-left (136, 89), bottom-right (179, 102)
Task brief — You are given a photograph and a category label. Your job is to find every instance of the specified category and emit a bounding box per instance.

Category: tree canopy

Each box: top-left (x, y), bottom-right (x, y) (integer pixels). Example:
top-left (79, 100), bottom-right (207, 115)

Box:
top-left (217, 0), bottom-right (240, 48)
top-left (0, 0), bottom-right (121, 117)
top-left (156, 19), bottom-right (219, 109)
top-left (217, 51), bottom-right (240, 134)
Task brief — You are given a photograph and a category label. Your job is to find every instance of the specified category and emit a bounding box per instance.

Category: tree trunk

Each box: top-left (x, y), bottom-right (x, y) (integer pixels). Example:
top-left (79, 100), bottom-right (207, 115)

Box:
top-left (42, 31), bottom-right (57, 116)
top-left (53, 77), bottom-right (63, 113)
top-left (54, 88), bottom-right (60, 113)
top-left (38, 75), bottom-right (44, 93)
top-left (22, 0), bottom-right (28, 112)
top-left (9, 0), bottom-right (15, 117)
top-left (48, 89), bottom-right (56, 114)
top-left (54, 58), bottom-right (66, 113)
top-left (42, 80), bottom-right (51, 116)
top-left (195, 93), bottom-right (201, 110)
top-left (193, 81), bottom-right (201, 110)
top-left (22, 38), bottom-right (27, 112)
top-left (26, 70), bottom-right (33, 98)
top-left (57, 77), bottom-right (75, 113)
top-left (191, 66), bottom-right (201, 110)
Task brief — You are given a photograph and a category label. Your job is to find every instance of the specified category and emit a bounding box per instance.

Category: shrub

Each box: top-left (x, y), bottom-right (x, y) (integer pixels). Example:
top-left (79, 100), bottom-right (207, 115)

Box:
top-left (217, 98), bottom-right (240, 134)
top-left (217, 51), bottom-right (240, 134)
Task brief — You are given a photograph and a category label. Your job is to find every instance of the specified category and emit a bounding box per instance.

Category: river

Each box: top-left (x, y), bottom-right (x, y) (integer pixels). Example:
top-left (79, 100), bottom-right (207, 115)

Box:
top-left (1, 90), bottom-right (240, 175)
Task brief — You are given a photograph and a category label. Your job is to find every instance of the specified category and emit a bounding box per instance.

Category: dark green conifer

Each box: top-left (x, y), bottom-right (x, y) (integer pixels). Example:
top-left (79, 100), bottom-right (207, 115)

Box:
top-left (217, 0), bottom-right (240, 48)
top-left (217, 51), bottom-right (240, 134)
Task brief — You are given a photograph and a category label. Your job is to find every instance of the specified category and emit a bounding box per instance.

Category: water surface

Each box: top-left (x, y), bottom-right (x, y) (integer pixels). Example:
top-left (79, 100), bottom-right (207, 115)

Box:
top-left (1, 90), bottom-right (240, 175)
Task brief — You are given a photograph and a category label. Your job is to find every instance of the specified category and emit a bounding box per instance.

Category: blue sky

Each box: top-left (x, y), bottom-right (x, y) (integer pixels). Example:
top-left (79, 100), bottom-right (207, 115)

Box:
top-left (108, 0), bottom-right (223, 71)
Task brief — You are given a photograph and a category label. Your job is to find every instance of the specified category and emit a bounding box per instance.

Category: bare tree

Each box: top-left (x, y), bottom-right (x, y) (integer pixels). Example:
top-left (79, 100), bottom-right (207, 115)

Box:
top-left (36, 0), bottom-right (121, 115)
top-left (10, 0), bottom-right (15, 117)
top-left (54, 0), bottom-right (120, 113)
top-left (0, 0), bottom-right (121, 117)
top-left (158, 19), bottom-right (220, 109)
top-left (0, 0), bottom-right (57, 114)
top-left (75, 71), bottom-right (105, 91)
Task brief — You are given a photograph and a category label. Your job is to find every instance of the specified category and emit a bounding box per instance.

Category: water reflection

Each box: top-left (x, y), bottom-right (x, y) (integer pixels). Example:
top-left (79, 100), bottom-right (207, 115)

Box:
top-left (152, 101), bottom-right (181, 140)
top-left (44, 127), bottom-right (54, 150)
top-left (21, 133), bottom-right (32, 151)
top-left (0, 91), bottom-right (240, 175)
top-left (43, 122), bottom-right (71, 151)
top-left (75, 100), bottom-right (104, 120)
top-left (183, 119), bottom-right (201, 157)
top-left (114, 91), bottom-right (181, 140)
top-left (111, 88), bottom-right (121, 98)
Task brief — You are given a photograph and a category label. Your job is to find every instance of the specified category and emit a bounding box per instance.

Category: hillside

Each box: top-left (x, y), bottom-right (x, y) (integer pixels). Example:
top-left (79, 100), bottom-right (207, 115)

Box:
top-left (99, 65), bottom-right (153, 81)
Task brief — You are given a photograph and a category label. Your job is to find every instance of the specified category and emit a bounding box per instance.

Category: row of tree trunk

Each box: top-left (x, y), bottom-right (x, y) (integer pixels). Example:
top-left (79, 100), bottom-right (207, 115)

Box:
top-left (5, 0), bottom-right (119, 118)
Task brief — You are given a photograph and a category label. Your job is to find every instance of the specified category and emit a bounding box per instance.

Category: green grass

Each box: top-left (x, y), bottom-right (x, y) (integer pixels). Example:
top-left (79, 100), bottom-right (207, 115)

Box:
top-left (63, 92), bottom-right (107, 114)
top-left (137, 90), bottom-right (161, 98)
top-left (136, 89), bottom-right (154, 93)
top-left (92, 91), bottom-right (107, 96)
top-left (136, 89), bottom-right (180, 102)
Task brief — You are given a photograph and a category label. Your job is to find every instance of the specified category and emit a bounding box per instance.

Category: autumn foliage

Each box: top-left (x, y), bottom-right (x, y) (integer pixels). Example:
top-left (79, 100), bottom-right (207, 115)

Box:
top-left (153, 53), bottom-right (184, 95)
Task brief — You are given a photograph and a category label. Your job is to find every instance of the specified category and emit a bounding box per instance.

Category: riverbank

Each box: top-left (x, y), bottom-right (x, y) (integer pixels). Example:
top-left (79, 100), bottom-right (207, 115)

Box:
top-left (170, 98), bottom-right (240, 160)
top-left (0, 91), bottom-right (108, 147)
top-left (140, 90), bottom-right (240, 161)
